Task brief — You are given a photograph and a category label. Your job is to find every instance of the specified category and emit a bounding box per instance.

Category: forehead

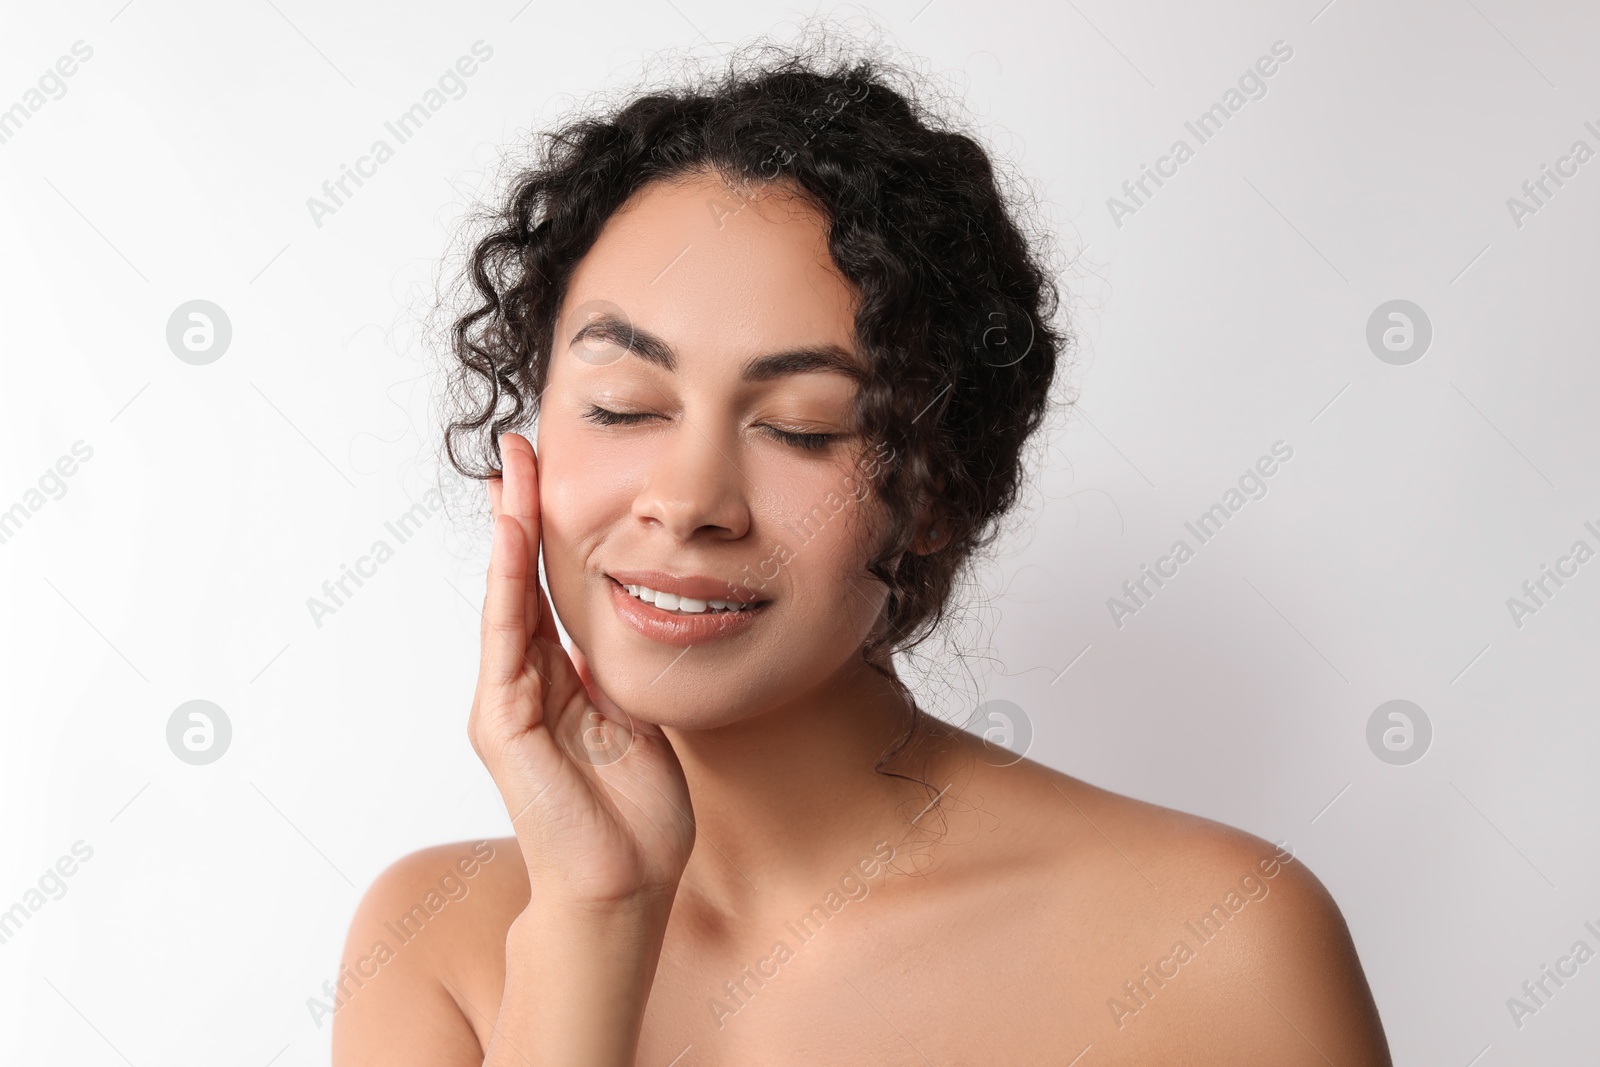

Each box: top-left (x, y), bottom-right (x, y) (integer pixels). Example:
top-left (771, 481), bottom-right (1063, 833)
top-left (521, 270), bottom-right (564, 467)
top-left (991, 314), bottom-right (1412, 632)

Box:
top-left (561, 171), bottom-right (858, 363)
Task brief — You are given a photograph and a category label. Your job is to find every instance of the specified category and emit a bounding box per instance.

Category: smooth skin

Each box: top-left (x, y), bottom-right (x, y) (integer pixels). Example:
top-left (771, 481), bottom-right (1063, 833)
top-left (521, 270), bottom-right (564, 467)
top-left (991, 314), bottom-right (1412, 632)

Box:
top-left (332, 172), bottom-right (1392, 1066)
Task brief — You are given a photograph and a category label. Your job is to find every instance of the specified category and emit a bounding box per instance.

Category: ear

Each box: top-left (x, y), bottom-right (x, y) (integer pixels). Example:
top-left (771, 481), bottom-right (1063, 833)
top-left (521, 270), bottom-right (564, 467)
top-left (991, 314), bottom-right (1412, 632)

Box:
top-left (911, 513), bottom-right (950, 555)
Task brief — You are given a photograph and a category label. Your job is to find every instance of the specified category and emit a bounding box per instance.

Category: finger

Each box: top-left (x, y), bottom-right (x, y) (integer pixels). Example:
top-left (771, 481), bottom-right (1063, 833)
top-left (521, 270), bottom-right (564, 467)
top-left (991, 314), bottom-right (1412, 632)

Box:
top-left (498, 443), bottom-right (558, 649)
top-left (479, 512), bottom-right (529, 687)
top-left (499, 433), bottom-right (544, 640)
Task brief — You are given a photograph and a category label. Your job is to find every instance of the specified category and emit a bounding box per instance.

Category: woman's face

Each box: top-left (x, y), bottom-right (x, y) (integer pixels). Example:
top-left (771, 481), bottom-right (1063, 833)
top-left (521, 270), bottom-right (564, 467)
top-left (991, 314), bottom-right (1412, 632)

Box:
top-left (536, 170), bottom-right (893, 728)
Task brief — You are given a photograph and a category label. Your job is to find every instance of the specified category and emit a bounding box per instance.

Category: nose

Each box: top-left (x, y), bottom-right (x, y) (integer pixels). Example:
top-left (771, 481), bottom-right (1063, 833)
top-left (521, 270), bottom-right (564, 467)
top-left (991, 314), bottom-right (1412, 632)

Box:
top-left (631, 419), bottom-right (752, 542)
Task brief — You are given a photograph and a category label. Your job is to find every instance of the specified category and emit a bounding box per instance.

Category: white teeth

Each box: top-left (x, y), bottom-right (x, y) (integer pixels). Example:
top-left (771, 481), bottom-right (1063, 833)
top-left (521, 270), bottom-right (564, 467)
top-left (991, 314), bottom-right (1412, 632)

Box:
top-left (619, 582), bottom-right (754, 614)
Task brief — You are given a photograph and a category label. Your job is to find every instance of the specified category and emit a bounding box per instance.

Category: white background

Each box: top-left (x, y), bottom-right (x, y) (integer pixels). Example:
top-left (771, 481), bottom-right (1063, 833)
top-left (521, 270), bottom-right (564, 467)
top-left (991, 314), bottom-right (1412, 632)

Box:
top-left (2, 0), bottom-right (1597, 1063)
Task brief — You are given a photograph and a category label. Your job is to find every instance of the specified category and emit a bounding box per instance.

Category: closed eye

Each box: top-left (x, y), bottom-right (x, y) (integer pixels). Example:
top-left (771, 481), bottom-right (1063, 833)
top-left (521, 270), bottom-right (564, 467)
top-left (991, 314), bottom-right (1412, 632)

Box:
top-left (584, 406), bottom-right (837, 451)
top-left (760, 426), bottom-right (835, 451)
top-left (582, 405), bottom-right (661, 427)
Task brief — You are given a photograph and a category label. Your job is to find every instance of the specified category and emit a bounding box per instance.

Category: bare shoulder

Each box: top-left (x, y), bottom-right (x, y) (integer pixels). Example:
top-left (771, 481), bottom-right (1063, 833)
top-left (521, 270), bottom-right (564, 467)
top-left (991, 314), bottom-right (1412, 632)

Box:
top-left (330, 837), bottom-right (527, 1066)
top-left (958, 751), bottom-right (1393, 1064)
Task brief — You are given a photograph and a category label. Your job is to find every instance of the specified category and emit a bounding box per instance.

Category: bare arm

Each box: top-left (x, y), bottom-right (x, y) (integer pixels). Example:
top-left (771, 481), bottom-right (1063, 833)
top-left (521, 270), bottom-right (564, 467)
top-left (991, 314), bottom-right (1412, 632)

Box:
top-left (331, 862), bottom-right (674, 1067)
top-left (331, 846), bottom-right (487, 1065)
top-left (334, 434), bottom-right (694, 1066)
top-left (485, 898), bottom-right (673, 1066)
top-left (1219, 850), bottom-right (1392, 1065)
top-left (1126, 832), bottom-right (1394, 1065)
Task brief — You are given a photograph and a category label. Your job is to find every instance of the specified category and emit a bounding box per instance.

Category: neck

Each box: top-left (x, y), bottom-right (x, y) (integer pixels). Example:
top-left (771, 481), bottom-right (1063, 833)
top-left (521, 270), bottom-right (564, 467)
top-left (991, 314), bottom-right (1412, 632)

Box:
top-left (662, 654), bottom-right (953, 914)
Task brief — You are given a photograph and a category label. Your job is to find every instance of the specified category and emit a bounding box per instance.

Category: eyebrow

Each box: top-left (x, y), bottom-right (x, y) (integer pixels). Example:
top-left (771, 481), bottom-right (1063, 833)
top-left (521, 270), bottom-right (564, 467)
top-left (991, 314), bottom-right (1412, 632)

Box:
top-left (569, 314), bottom-right (864, 382)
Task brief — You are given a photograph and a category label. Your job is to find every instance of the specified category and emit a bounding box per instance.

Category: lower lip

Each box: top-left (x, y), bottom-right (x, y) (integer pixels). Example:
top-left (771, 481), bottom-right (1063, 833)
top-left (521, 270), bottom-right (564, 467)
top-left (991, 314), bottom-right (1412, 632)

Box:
top-left (608, 579), bottom-right (766, 646)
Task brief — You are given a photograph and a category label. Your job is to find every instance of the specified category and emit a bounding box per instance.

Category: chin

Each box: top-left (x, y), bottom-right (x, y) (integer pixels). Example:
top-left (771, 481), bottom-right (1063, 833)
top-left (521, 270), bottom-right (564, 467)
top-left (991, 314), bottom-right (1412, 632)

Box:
top-left (584, 643), bottom-right (776, 731)
top-left (574, 616), bottom-right (866, 736)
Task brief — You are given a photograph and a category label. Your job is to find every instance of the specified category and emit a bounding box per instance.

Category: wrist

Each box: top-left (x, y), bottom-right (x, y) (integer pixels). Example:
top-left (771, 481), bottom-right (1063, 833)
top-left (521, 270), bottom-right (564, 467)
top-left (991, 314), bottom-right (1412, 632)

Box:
top-left (509, 890), bottom-right (675, 945)
top-left (494, 894), bottom-right (675, 1067)
top-left (522, 870), bottom-right (681, 918)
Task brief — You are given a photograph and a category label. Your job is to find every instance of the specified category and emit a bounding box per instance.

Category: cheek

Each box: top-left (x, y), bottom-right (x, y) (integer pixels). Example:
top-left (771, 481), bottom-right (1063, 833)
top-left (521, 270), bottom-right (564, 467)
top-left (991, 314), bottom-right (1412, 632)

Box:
top-left (758, 480), bottom-right (887, 611)
top-left (536, 413), bottom-right (634, 535)
top-left (535, 425), bottom-right (630, 623)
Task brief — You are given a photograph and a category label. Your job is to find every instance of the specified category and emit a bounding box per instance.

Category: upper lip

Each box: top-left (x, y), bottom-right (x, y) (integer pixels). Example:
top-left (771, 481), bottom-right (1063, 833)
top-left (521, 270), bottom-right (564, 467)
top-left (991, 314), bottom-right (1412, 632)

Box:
top-left (606, 569), bottom-right (768, 605)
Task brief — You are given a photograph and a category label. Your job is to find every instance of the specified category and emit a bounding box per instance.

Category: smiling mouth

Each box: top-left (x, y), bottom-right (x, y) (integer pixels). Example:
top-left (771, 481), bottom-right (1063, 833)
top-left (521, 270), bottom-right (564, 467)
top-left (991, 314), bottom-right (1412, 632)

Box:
top-left (616, 581), bottom-right (756, 615)
top-left (604, 574), bottom-right (769, 646)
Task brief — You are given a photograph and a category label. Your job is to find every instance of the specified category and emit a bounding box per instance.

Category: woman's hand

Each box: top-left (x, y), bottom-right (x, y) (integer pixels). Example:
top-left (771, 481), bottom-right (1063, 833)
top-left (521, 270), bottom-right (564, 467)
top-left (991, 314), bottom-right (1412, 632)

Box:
top-left (469, 432), bottom-right (695, 909)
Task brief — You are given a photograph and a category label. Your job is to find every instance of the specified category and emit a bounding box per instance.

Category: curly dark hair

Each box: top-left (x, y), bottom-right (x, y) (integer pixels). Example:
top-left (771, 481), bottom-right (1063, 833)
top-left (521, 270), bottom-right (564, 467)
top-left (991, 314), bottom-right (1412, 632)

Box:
top-left (441, 30), bottom-right (1072, 673)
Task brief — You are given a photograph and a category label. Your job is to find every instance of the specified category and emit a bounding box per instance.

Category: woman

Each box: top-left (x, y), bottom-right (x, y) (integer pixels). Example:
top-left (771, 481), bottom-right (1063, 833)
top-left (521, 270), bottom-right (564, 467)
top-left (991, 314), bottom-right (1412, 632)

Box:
top-left (333, 37), bottom-right (1392, 1066)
